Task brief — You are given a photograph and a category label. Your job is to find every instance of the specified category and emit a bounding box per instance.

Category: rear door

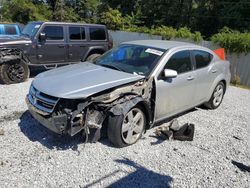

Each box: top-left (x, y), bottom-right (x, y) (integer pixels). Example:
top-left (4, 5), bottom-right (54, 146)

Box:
top-left (155, 50), bottom-right (196, 121)
top-left (67, 26), bottom-right (88, 62)
top-left (191, 50), bottom-right (217, 103)
top-left (37, 25), bottom-right (67, 64)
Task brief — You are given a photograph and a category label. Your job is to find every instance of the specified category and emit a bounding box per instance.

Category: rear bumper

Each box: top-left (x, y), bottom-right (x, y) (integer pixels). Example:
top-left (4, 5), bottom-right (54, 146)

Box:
top-left (26, 96), bottom-right (68, 134)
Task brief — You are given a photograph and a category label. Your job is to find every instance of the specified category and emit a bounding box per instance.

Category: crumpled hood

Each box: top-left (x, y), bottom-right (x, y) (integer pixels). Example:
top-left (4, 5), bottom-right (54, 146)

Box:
top-left (32, 62), bottom-right (144, 99)
top-left (0, 35), bottom-right (31, 45)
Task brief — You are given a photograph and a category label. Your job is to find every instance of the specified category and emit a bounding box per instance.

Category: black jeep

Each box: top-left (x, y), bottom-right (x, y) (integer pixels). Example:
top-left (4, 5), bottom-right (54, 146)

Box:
top-left (0, 21), bottom-right (112, 84)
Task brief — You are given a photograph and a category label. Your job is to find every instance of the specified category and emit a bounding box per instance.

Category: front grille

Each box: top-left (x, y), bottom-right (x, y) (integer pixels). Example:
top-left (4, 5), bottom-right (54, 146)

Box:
top-left (28, 85), bottom-right (59, 114)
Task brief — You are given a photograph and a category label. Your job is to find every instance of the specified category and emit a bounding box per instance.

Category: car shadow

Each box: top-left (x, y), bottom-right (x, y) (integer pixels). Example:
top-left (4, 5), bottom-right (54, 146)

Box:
top-left (81, 157), bottom-right (173, 188)
top-left (29, 66), bottom-right (47, 78)
top-left (232, 160), bottom-right (250, 173)
top-left (18, 111), bottom-right (83, 151)
top-left (18, 107), bottom-right (200, 150)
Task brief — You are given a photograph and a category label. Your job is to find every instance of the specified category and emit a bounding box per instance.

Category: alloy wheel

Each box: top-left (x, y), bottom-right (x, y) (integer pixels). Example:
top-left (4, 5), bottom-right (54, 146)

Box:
top-left (7, 64), bottom-right (25, 82)
top-left (213, 84), bottom-right (224, 107)
top-left (121, 108), bottom-right (145, 144)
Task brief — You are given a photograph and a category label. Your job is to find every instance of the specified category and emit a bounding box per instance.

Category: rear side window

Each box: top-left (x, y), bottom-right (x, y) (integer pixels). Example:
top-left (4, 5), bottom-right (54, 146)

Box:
top-left (193, 50), bottom-right (213, 69)
top-left (69, 27), bottom-right (85, 40)
top-left (165, 50), bottom-right (192, 74)
top-left (42, 26), bottom-right (64, 40)
top-left (4, 25), bottom-right (17, 35)
top-left (89, 27), bottom-right (106, 40)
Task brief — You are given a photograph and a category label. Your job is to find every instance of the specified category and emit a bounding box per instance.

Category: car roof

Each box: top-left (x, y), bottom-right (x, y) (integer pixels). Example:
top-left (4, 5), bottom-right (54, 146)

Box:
top-left (28, 21), bottom-right (105, 27)
top-left (122, 40), bottom-right (202, 50)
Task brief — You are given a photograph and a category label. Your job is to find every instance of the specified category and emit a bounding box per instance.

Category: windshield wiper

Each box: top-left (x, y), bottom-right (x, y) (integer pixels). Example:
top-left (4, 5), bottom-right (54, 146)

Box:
top-left (99, 64), bottom-right (124, 72)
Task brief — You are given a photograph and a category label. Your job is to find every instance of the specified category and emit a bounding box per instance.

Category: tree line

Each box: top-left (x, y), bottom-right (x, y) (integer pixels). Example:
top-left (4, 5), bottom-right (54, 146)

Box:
top-left (0, 0), bottom-right (249, 38)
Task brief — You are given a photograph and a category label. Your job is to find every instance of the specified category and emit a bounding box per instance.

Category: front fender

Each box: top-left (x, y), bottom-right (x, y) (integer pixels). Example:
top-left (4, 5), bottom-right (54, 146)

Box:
top-left (109, 97), bottom-right (144, 116)
top-left (0, 48), bottom-right (29, 64)
top-left (109, 96), bottom-right (152, 129)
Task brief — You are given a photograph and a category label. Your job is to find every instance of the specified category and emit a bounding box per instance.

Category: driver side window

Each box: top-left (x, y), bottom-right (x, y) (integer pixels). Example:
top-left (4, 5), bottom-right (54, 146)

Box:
top-left (165, 50), bottom-right (192, 74)
top-left (42, 26), bottom-right (64, 40)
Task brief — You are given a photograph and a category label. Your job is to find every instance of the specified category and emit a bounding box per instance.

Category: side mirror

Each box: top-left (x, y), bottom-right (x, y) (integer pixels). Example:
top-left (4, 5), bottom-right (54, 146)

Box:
top-left (39, 32), bottom-right (46, 42)
top-left (163, 69), bottom-right (177, 78)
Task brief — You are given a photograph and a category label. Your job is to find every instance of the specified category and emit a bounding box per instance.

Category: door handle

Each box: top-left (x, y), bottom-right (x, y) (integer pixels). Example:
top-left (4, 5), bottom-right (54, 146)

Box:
top-left (58, 44), bottom-right (65, 48)
top-left (211, 69), bottom-right (217, 73)
top-left (187, 76), bottom-right (194, 81)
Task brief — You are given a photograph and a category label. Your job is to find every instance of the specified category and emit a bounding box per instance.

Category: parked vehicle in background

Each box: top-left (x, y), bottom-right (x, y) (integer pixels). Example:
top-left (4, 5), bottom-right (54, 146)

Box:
top-left (0, 21), bottom-right (112, 84)
top-left (26, 40), bottom-right (231, 147)
top-left (0, 23), bottom-right (21, 37)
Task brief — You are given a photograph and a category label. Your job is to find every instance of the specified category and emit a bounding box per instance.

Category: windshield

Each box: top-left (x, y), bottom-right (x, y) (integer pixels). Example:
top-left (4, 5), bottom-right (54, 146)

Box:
top-left (95, 44), bottom-right (165, 76)
top-left (21, 23), bottom-right (41, 37)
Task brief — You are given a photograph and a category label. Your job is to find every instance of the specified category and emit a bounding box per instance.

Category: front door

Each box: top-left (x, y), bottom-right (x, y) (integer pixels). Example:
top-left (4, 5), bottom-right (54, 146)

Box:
top-left (155, 50), bottom-right (196, 121)
top-left (37, 25), bottom-right (67, 64)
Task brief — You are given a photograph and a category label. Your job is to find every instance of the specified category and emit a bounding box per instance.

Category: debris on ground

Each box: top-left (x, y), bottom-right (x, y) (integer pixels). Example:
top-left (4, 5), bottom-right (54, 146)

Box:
top-left (154, 119), bottom-right (195, 141)
top-left (0, 128), bottom-right (4, 135)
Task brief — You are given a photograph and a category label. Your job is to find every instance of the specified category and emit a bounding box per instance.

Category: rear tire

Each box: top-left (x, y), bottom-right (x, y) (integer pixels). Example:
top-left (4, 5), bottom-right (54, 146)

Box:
top-left (86, 54), bottom-right (101, 62)
top-left (205, 82), bottom-right (225, 109)
top-left (0, 60), bottom-right (30, 84)
top-left (107, 106), bottom-right (146, 148)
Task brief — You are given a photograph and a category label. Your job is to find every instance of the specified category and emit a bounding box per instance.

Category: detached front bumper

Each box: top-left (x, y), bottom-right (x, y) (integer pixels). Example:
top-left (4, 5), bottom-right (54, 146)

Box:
top-left (26, 96), bottom-right (68, 134)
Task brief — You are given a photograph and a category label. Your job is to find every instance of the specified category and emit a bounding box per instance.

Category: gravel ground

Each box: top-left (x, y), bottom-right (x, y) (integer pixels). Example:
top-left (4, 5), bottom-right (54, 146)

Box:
top-left (0, 79), bottom-right (249, 188)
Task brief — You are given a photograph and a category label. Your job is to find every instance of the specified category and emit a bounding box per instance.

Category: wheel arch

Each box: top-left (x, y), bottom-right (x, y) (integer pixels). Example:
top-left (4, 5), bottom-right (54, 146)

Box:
top-left (220, 79), bottom-right (227, 94)
top-left (0, 48), bottom-right (29, 65)
top-left (136, 101), bottom-right (153, 130)
top-left (206, 75), bottom-right (227, 102)
top-left (108, 96), bottom-right (152, 130)
top-left (82, 47), bottom-right (106, 61)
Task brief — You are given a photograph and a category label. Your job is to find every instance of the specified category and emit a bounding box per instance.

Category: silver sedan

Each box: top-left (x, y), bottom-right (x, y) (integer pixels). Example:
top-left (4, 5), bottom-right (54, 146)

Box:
top-left (26, 40), bottom-right (231, 147)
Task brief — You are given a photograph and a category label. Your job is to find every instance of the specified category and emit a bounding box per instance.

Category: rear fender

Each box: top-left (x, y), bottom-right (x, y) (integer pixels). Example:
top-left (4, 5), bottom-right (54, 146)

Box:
top-left (82, 46), bottom-right (106, 61)
top-left (206, 74), bottom-right (227, 102)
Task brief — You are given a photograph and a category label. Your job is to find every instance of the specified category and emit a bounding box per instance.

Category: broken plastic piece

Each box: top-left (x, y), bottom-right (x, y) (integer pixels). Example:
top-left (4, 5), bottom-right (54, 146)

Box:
top-left (169, 118), bottom-right (181, 131)
top-left (173, 123), bottom-right (195, 141)
top-left (154, 120), bottom-right (195, 141)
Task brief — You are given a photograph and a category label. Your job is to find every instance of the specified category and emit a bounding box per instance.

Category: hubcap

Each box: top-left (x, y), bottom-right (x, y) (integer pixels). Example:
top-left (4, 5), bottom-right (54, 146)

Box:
top-left (7, 64), bottom-right (25, 82)
top-left (121, 108), bottom-right (145, 144)
top-left (213, 84), bottom-right (224, 106)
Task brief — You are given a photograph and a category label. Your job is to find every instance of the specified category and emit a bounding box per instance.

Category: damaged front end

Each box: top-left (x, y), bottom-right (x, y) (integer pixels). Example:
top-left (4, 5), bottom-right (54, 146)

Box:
top-left (26, 77), bottom-right (154, 141)
top-left (0, 48), bottom-right (28, 64)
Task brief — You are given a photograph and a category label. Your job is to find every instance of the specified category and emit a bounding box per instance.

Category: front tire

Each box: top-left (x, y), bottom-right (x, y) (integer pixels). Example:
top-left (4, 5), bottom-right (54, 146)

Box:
top-left (0, 60), bottom-right (30, 84)
top-left (107, 106), bottom-right (146, 148)
top-left (205, 82), bottom-right (225, 109)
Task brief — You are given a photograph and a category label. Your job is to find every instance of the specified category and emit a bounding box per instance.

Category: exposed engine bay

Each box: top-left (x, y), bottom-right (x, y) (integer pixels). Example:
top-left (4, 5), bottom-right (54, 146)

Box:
top-left (26, 77), bottom-right (155, 142)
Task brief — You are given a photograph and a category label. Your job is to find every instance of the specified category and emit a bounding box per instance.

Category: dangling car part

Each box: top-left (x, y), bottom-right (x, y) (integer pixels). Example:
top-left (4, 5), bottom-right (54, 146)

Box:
top-left (26, 40), bottom-right (231, 147)
top-left (154, 119), bottom-right (195, 141)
